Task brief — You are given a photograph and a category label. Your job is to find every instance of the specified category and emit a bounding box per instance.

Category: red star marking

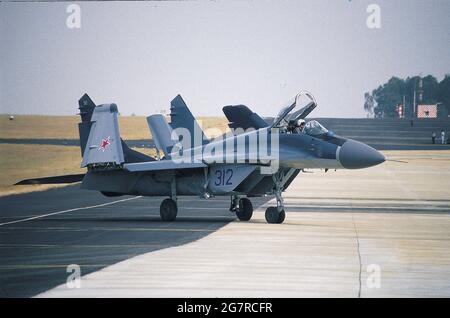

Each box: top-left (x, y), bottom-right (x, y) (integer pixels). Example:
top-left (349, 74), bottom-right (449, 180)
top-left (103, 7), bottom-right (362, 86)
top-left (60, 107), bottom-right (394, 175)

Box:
top-left (98, 137), bottom-right (111, 151)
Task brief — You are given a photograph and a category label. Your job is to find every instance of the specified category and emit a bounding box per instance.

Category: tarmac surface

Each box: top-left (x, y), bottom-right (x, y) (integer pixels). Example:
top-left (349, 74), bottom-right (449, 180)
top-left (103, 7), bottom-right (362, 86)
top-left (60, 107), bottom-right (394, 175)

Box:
top-left (0, 188), bottom-right (264, 297)
top-left (1, 151), bottom-right (450, 297)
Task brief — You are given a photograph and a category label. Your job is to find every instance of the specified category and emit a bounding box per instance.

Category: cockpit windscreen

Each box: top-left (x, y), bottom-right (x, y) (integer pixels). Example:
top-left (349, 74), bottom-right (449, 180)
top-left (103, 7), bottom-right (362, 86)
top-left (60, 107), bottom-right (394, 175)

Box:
top-left (304, 120), bottom-right (328, 136)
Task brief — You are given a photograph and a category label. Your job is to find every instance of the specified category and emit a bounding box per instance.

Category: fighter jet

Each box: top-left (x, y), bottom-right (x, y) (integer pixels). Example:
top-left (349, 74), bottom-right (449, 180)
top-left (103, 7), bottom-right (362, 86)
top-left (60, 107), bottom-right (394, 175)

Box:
top-left (17, 91), bottom-right (385, 224)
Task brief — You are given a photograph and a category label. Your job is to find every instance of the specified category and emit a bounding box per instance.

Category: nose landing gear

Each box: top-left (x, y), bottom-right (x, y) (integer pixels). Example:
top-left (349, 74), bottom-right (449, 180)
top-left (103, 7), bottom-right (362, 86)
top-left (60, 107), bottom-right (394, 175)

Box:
top-left (264, 171), bottom-right (287, 224)
top-left (265, 207), bottom-right (285, 224)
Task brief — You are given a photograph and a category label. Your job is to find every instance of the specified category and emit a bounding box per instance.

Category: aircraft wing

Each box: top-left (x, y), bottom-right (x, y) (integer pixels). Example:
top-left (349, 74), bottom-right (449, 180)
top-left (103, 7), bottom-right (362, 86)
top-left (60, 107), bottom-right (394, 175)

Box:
top-left (123, 160), bottom-right (206, 172)
top-left (15, 173), bottom-right (86, 185)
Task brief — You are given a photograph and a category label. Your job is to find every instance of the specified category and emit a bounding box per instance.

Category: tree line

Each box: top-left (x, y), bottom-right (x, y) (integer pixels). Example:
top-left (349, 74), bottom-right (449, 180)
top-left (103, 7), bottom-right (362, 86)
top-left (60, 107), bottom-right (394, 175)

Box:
top-left (364, 74), bottom-right (450, 118)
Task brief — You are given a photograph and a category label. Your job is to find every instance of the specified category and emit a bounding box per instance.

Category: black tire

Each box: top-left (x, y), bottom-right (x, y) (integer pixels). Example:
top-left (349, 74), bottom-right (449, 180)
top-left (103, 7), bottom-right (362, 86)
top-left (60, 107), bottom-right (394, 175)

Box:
top-left (265, 206), bottom-right (285, 224)
top-left (160, 198), bottom-right (178, 222)
top-left (236, 198), bottom-right (253, 221)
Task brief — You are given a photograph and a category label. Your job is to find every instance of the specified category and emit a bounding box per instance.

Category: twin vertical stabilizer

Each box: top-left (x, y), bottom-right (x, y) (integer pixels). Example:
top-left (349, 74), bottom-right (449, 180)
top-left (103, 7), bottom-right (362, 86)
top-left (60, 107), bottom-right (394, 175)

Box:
top-left (146, 114), bottom-right (176, 158)
top-left (80, 103), bottom-right (124, 168)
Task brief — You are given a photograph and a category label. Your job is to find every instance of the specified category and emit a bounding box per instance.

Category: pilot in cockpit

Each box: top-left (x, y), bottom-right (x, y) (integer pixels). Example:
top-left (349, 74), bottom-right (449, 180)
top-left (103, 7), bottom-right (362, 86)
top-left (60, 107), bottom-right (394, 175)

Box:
top-left (287, 119), bottom-right (306, 134)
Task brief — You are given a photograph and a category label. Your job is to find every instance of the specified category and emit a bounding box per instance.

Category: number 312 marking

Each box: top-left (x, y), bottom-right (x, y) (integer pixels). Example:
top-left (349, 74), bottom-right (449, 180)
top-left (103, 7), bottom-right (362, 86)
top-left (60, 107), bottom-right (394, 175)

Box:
top-left (214, 169), bottom-right (233, 186)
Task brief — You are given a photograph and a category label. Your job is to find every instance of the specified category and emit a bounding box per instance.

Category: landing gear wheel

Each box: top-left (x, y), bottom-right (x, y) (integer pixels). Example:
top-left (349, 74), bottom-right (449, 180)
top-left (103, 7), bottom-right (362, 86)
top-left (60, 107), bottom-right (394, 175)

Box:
top-left (265, 207), bottom-right (285, 224)
top-left (277, 209), bottom-right (286, 223)
top-left (160, 198), bottom-right (178, 221)
top-left (236, 198), bottom-right (253, 221)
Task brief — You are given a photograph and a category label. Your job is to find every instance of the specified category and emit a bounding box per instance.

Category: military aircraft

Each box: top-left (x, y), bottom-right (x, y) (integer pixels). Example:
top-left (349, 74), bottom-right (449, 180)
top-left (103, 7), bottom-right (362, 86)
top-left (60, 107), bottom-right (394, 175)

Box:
top-left (17, 91), bottom-right (385, 224)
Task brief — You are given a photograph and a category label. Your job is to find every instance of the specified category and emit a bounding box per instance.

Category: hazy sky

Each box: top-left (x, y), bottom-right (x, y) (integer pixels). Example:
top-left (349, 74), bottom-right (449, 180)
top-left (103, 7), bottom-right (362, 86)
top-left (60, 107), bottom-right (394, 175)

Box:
top-left (1, 0), bottom-right (449, 118)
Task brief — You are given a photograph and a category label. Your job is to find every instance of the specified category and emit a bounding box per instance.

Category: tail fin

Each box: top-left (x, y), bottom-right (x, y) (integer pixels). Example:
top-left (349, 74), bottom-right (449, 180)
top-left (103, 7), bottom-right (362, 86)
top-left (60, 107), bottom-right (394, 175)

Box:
top-left (78, 94), bottom-right (154, 166)
top-left (146, 114), bottom-right (176, 159)
top-left (170, 95), bottom-right (209, 147)
top-left (80, 103), bottom-right (124, 168)
top-left (78, 93), bottom-right (96, 155)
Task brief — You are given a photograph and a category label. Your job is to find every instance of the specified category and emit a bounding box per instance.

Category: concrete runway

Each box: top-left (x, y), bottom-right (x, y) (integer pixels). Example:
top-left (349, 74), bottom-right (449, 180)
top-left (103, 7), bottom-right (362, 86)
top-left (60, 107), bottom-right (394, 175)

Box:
top-left (1, 151), bottom-right (450, 297)
top-left (0, 187), bottom-right (265, 297)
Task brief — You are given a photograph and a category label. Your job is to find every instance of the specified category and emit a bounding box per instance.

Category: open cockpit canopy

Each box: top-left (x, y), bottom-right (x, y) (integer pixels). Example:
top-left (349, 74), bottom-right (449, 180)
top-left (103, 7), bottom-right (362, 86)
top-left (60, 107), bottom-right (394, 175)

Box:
top-left (271, 91), bottom-right (317, 129)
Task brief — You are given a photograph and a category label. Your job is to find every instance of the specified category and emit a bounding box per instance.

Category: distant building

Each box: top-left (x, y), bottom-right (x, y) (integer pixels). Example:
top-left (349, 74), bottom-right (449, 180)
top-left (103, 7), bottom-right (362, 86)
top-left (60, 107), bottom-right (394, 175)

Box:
top-left (417, 104), bottom-right (437, 118)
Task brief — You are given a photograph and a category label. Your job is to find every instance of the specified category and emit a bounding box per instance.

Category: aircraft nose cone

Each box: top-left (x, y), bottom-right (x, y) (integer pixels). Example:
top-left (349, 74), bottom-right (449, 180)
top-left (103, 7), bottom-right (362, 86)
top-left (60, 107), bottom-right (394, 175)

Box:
top-left (338, 139), bottom-right (385, 169)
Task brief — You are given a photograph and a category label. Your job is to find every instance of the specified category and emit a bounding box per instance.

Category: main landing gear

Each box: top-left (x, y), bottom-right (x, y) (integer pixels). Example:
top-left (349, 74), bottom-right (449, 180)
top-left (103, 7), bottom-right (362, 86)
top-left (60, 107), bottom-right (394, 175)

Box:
top-left (160, 176), bottom-right (178, 222)
top-left (159, 172), bottom-right (287, 224)
top-left (160, 198), bottom-right (177, 221)
top-left (230, 196), bottom-right (253, 221)
top-left (264, 172), bottom-right (286, 224)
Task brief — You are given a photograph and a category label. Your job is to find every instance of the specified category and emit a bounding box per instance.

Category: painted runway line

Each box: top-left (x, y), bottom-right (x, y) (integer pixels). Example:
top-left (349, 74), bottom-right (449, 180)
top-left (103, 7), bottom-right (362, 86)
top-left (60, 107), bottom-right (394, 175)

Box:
top-left (0, 196), bottom-right (142, 226)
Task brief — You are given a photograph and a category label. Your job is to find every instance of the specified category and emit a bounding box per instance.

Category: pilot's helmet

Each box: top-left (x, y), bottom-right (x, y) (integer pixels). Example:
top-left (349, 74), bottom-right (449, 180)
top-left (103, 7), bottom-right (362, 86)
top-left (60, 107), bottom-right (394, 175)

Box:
top-left (297, 119), bottom-right (306, 127)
